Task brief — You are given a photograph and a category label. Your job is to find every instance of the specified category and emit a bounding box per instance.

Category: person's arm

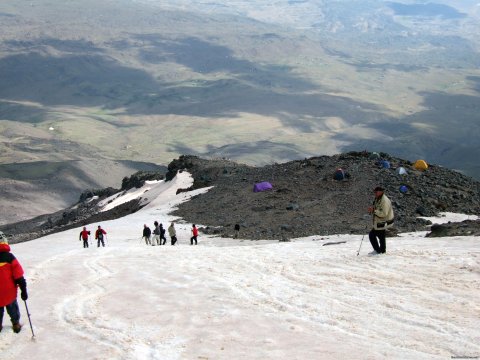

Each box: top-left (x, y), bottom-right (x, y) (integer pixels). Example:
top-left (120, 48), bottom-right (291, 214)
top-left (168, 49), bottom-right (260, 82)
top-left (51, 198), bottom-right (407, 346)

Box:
top-left (15, 276), bottom-right (28, 300)
top-left (11, 256), bottom-right (27, 300)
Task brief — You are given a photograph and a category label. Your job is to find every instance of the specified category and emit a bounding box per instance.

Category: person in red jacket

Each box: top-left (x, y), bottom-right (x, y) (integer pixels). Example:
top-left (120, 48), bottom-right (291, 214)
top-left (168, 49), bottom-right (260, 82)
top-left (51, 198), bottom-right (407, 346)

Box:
top-left (0, 236), bottom-right (28, 334)
top-left (95, 225), bottom-right (107, 247)
top-left (190, 224), bottom-right (198, 245)
top-left (79, 227), bottom-right (91, 248)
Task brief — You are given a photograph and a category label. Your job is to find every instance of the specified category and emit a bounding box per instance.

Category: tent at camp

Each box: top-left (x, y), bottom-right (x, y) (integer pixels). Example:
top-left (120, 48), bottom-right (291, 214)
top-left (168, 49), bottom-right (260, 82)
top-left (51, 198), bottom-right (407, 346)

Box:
top-left (379, 160), bottom-right (391, 169)
top-left (253, 181), bottom-right (273, 193)
top-left (414, 159), bottom-right (428, 171)
top-left (369, 152), bottom-right (380, 160)
top-left (396, 167), bottom-right (408, 175)
top-left (333, 168), bottom-right (346, 181)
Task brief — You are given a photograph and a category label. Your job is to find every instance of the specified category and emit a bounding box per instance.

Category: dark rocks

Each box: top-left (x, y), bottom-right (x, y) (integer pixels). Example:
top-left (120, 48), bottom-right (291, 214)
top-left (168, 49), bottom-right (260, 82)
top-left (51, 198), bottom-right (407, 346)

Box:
top-left (121, 171), bottom-right (164, 191)
top-left (426, 220), bottom-right (480, 237)
top-left (168, 153), bottom-right (480, 240)
top-left (3, 151), bottom-right (480, 243)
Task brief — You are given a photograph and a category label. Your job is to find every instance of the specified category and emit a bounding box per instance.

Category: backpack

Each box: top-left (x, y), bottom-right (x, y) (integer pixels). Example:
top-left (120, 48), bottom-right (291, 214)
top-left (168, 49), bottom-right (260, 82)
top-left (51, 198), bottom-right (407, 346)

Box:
top-left (97, 231), bottom-right (104, 240)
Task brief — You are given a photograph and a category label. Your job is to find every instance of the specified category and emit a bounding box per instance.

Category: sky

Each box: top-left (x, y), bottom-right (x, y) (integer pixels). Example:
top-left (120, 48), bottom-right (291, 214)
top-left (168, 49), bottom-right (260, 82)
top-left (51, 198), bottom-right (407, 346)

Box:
top-left (1, 172), bottom-right (479, 360)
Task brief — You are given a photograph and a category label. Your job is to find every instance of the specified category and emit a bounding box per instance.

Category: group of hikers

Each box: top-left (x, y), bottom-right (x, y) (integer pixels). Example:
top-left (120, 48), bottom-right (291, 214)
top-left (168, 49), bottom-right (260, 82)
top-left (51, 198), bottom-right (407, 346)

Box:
top-left (0, 185), bottom-right (393, 334)
top-left (79, 225), bottom-right (107, 248)
top-left (142, 222), bottom-right (199, 246)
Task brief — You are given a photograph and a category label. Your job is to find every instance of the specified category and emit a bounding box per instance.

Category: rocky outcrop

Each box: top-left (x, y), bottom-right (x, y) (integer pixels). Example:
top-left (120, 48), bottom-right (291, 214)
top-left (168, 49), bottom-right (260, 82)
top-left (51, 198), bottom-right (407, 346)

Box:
top-left (167, 152), bottom-right (480, 240)
top-left (426, 219), bottom-right (480, 237)
top-left (2, 152), bottom-right (480, 243)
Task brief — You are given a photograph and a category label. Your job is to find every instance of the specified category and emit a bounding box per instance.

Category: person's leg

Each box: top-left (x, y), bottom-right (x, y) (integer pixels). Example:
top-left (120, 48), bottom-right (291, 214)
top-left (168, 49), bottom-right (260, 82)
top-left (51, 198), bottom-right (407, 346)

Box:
top-left (6, 299), bottom-right (21, 326)
top-left (0, 306), bottom-right (4, 331)
top-left (101, 239), bottom-right (105, 247)
top-left (190, 236), bottom-right (193, 245)
top-left (368, 229), bottom-right (380, 253)
top-left (378, 231), bottom-right (386, 253)
top-left (194, 236), bottom-right (198, 245)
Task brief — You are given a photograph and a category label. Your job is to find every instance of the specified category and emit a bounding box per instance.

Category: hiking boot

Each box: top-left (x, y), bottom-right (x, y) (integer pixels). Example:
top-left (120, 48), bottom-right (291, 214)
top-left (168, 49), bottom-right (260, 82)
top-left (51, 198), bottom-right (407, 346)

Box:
top-left (12, 323), bottom-right (22, 333)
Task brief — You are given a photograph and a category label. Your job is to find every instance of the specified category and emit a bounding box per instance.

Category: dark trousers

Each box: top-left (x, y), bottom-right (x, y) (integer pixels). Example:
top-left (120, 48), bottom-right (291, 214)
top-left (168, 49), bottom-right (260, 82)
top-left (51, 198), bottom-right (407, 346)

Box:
top-left (83, 239), bottom-right (89, 248)
top-left (97, 239), bottom-right (105, 247)
top-left (369, 229), bottom-right (386, 253)
top-left (171, 236), bottom-right (177, 246)
top-left (161, 235), bottom-right (167, 245)
top-left (0, 299), bottom-right (21, 326)
top-left (190, 236), bottom-right (198, 245)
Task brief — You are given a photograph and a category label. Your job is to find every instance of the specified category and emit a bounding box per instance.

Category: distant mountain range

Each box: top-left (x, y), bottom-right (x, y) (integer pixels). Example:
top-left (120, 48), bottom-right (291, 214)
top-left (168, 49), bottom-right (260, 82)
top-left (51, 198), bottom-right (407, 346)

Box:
top-left (0, 0), bottom-right (479, 223)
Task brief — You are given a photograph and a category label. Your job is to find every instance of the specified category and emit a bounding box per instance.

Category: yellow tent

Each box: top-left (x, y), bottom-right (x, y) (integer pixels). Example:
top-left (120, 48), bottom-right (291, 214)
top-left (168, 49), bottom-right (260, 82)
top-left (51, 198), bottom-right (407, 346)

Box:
top-left (414, 159), bottom-right (428, 171)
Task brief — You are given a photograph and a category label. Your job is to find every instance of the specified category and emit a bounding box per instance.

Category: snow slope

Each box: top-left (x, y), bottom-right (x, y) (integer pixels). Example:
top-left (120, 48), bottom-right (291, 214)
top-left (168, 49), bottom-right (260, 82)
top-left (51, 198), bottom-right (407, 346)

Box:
top-left (1, 172), bottom-right (479, 360)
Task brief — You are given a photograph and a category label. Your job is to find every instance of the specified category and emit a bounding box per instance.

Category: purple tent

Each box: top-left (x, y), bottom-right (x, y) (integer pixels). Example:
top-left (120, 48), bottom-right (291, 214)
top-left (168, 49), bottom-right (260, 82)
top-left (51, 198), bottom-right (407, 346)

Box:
top-left (253, 181), bottom-right (273, 193)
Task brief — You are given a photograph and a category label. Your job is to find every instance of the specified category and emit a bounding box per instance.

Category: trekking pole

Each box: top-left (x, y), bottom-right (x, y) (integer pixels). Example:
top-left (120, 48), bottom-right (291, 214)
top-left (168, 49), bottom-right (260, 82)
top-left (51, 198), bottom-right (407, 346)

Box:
top-left (23, 300), bottom-right (35, 339)
top-left (356, 233), bottom-right (365, 256)
top-left (356, 224), bottom-right (369, 256)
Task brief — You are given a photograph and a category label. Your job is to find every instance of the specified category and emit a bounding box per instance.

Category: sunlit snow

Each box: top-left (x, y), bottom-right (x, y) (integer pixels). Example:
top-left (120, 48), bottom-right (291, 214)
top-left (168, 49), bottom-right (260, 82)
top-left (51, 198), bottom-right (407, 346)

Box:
top-left (2, 172), bottom-right (479, 359)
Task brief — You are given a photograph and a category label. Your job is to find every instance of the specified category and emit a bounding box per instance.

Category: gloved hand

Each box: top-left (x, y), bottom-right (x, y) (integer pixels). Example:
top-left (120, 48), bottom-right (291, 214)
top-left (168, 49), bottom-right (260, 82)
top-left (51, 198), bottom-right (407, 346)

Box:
top-left (15, 277), bottom-right (28, 301)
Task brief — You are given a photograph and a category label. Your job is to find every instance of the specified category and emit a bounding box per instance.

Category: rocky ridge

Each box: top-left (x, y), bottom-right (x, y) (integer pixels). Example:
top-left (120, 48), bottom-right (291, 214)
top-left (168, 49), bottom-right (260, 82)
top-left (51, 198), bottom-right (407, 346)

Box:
top-left (166, 152), bottom-right (480, 240)
top-left (2, 152), bottom-right (479, 243)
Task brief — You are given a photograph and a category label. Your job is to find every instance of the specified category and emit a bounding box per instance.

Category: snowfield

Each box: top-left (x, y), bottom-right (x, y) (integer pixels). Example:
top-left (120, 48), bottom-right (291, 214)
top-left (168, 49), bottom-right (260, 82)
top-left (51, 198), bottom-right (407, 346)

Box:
top-left (1, 172), bottom-right (479, 359)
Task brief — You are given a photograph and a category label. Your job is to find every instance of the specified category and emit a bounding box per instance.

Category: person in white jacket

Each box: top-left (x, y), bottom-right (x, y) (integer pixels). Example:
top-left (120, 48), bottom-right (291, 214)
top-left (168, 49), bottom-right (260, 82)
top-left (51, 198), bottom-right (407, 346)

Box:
top-left (168, 222), bottom-right (177, 246)
top-left (368, 186), bottom-right (394, 254)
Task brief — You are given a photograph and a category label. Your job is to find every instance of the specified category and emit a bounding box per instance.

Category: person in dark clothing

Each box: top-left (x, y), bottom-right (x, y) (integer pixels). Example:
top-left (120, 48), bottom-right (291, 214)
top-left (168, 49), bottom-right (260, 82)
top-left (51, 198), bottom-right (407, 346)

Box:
top-left (234, 224), bottom-right (240, 239)
top-left (368, 186), bottom-right (394, 254)
top-left (143, 224), bottom-right (152, 245)
top-left (190, 224), bottom-right (198, 245)
top-left (79, 227), bottom-right (91, 248)
top-left (152, 221), bottom-right (160, 246)
top-left (160, 224), bottom-right (167, 245)
top-left (95, 225), bottom-right (107, 247)
top-left (0, 237), bottom-right (28, 334)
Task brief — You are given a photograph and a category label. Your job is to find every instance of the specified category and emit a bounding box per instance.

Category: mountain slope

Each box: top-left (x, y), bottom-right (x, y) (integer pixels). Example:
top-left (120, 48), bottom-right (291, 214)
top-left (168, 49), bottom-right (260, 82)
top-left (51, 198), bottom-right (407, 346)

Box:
top-left (2, 172), bottom-right (479, 359)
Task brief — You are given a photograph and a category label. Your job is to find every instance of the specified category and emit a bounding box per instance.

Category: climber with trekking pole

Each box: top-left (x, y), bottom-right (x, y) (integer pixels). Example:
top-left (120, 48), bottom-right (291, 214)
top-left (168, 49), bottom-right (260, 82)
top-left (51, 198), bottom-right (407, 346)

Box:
top-left (0, 234), bottom-right (29, 334)
top-left (367, 186), bottom-right (394, 255)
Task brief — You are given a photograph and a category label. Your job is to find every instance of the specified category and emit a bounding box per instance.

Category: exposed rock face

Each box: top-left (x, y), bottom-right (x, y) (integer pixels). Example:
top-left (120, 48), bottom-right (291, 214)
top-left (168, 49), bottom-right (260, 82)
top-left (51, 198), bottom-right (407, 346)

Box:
top-left (2, 152), bottom-right (480, 243)
top-left (167, 153), bottom-right (480, 240)
top-left (426, 220), bottom-right (480, 237)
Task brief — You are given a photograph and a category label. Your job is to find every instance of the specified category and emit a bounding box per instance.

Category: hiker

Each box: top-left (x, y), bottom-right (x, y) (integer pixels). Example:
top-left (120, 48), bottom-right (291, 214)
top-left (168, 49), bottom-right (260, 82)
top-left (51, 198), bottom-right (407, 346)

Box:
top-left (142, 224), bottom-right (151, 245)
top-left (95, 225), bottom-right (107, 247)
top-left (79, 226), bottom-right (91, 248)
top-left (0, 237), bottom-right (28, 334)
top-left (368, 186), bottom-right (394, 254)
top-left (190, 224), bottom-right (198, 245)
top-left (160, 223), bottom-right (167, 245)
top-left (234, 224), bottom-right (240, 239)
top-left (152, 221), bottom-right (160, 246)
top-left (168, 222), bottom-right (177, 245)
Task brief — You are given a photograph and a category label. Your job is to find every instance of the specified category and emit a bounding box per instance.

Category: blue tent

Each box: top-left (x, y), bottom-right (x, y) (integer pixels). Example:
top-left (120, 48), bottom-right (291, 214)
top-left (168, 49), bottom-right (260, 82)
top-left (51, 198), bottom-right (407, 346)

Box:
top-left (379, 160), bottom-right (391, 169)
